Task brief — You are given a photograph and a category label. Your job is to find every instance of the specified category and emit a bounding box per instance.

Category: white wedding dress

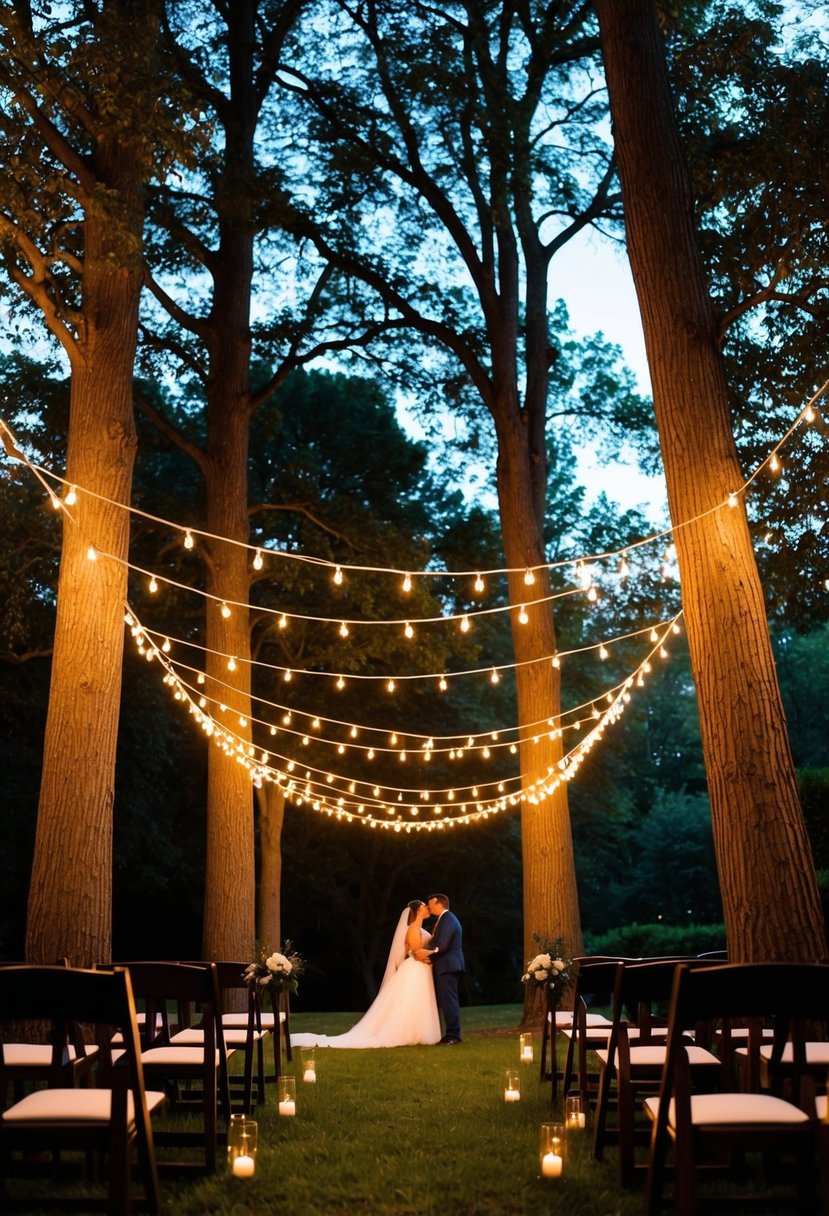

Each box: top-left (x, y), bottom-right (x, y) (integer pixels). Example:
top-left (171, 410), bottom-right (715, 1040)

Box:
top-left (291, 910), bottom-right (441, 1048)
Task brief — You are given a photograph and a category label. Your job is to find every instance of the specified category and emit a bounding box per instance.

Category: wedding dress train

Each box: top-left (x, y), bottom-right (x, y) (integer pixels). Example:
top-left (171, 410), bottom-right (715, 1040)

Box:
top-left (291, 914), bottom-right (441, 1048)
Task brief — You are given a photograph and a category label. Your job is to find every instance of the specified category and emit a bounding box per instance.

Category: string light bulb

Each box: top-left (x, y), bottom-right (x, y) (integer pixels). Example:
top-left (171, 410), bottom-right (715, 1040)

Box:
top-left (402, 573), bottom-right (412, 593)
top-left (728, 492), bottom-right (738, 508)
top-left (404, 621), bottom-right (414, 639)
top-left (474, 573), bottom-right (485, 593)
top-left (523, 568), bottom-right (535, 586)
top-left (220, 602), bottom-right (231, 618)
top-left (333, 566), bottom-right (343, 585)
top-left (87, 546), bottom-right (97, 562)
top-left (460, 615), bottom-right (470, 633)
top-left (339, 621), bottom-right (349, 638)
top-left (65, 486), bottom-right (77, 506)
top-left (184, 529), bottom-right (194, 550)
top-left (253, 548), bottom-right (263, 570)
top-left (518, 605), bottom-right (528, 624)
top-left (770, 453), bottom-right (780, 472)
top-left (148, 575), bottom-right (158, 593)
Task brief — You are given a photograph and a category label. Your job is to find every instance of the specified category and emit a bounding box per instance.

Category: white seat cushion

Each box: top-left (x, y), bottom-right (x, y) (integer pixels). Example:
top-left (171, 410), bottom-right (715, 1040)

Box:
top-left (172, 1028), bottom-right (265, 1047)
top-left (141, 1046), bottom-right (220, 1067)
top-left (2, 1088), bottom-right (167, 1125)
top-left (222, 1011), bottom-right (285, 1028)
top-left (2, 1044), bottom-right (99, 1067)
top-left (816, 1094), bottom-right (827, 1121)
top-left (551, 1010), bottom-right (612, 1027)
top-left (595, 1044), bottom-right (719, 1069)
top-left (644, 1091), bottom-right (810, 1128)
top-left (734, 1041), bottom-right (829, 1065)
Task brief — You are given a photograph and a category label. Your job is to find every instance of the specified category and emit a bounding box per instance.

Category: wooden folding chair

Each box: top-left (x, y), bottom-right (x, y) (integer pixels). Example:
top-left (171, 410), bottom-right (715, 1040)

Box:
top-left (592, 958), bottom-right (720, 1185)
top-left (0, 965), bottom-right (164, 1214)
top-left (644, 962), bottom-right (829, 1215)
top-left (117, 962), bottom-right (230, 1173)
top-left (175, 962), bottom-right (268, 1112)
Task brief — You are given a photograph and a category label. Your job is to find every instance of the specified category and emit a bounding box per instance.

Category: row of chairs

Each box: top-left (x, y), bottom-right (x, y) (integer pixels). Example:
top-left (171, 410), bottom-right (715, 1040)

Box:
top-left (0, 959), bottom-right (293, 1213)
top-left (545, 954), bottom-right (829, 1212)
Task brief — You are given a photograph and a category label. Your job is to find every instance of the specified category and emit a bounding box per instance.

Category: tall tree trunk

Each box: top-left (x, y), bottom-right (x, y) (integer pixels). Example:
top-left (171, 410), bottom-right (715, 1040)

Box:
top-left (256, 784), bottom-right (285, 949)
top-left (496, 404), bottom-right (584, 1026)
top-left (595, 0), bottom-right (826, 962)
top-left (26, 152), bottom-right (142, 968)
top-left (200, 0), bottom-right (257, 963)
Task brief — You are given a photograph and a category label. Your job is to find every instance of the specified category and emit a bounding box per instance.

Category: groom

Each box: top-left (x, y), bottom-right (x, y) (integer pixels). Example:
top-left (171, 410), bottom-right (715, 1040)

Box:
top-left (415, 893), bottom-right (465, 1045)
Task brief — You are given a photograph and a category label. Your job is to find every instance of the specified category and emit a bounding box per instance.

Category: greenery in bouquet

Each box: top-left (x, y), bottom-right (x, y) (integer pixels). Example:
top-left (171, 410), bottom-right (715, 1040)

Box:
top-left (521, 935), bottom-right (573, 1000)
top-left (243, 941), bottom-right (303, 997)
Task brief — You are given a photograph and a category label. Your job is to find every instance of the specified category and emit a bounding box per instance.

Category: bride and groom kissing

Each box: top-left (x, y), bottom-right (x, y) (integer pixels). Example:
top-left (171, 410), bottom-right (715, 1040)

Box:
top-left (291, 894), bottom-right (464, 1049)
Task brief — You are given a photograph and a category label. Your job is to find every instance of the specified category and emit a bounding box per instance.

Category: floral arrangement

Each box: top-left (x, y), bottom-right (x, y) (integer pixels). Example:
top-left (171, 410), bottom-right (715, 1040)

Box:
top-left (243, 942), bottom-right (303, 998)
top-left (521, 935), bottom-right (573, 1000)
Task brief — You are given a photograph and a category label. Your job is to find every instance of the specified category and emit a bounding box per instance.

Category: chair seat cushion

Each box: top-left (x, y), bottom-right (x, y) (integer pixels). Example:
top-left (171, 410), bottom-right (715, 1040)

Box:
top-left (172, 1028), bottom-right (266, 1046)
top-left (816, 1094), bottom-right (827, 1121)
top-left (733, 1041), bottom-right (829, 1064)
top-left (644, 1091), bottom-right (810, 1128)
top-left (2, 1088), bottom-right (167, 1125)
top-left (2, 1044), bottom-right (99, 1067)
top-left (551, 1010), bottom-right (612, 1028)
top-left (595, 1044), bottom-right (719, 1068)
top-left (223, 1012), bottom-right (285, 1028)
top-left (141, 1046), bottom-right (220, 1067)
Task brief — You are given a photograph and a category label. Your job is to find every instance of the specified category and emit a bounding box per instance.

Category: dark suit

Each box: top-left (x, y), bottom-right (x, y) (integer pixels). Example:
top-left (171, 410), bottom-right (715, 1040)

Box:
top-left (429, 909), bottom-right (464, 1041)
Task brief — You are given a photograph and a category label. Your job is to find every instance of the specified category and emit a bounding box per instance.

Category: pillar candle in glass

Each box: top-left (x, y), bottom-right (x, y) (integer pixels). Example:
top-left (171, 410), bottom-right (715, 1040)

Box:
top-left (519, 1032), bottom-right (534, 1064)
top-left (301, 1047), bottom-right (317, 1083)
top-left (503, 1067), bottom-right (521, 1103)
top-left (565, 1092), bottom-right (586, 1129)
top-left (227, 1114), bottom-right (258, 1177)
top-left (278, 1073), bottom-right (297, 1116)
top-left (539, 1122), bottom-right (565, 1179)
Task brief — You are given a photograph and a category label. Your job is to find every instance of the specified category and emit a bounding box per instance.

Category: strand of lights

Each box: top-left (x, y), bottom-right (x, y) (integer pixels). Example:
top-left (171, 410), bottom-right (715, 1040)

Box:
top-left (5, 376), bottom-right (824, 591)
top-left (131, 600), bottom-right (681, 826)
top-left (138, 626), bottom-right (680, 760)
top-left (131, 610), bottom-right (683, 693)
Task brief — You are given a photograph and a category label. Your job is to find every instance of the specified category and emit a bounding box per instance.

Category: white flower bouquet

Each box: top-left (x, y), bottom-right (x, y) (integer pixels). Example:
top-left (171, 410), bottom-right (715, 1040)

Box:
top-left (521, 936), bottom-right (573, 999)
top-left (243, 942), bottom-right (303, 997)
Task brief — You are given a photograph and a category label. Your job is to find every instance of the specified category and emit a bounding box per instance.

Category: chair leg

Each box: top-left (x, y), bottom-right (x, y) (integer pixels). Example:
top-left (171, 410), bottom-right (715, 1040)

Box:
top-left (591, 1060), bottom-right (613, 1161)
top-left (643, 1119), bottom-right (669, 1216)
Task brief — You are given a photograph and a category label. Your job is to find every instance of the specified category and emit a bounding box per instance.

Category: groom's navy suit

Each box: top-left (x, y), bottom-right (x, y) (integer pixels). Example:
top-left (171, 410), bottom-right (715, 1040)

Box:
top-left (430, 910), bottom-right (465, 1042)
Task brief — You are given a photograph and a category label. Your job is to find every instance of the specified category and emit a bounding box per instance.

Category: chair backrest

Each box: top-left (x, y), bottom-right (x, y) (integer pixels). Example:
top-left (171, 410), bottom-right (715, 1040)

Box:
top-left (572, 959), bottom-right (624, 1006)
top-left (0, 964), bottom-right (147, 1095)
top-left (119, 960), bottom-right (228, 1070)
top-left (664, 962), bottom-right (829, 1096)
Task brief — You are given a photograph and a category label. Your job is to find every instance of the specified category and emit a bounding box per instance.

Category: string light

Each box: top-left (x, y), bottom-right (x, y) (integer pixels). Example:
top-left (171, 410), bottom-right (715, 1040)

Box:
top-left (65, 486), bottom-right (77, 506)
top-left (402, 573), bottom-right (412, 592)
top-left (518, 605), bottom-right (529, 624)
top-left (523, 568), bottom-right (535, 586)
top-left (252, 548), bottom-right (263, 569)
top-left (87, 546), bottom-right (97, 562)
top-left (474, 573), bottom-right (485, 593)
top-left (184, 530), bottom-right (194, 550)
top-left (220, 602), bottom-right (231, 618)
top-left (333, 566), bottom-right (343, 585)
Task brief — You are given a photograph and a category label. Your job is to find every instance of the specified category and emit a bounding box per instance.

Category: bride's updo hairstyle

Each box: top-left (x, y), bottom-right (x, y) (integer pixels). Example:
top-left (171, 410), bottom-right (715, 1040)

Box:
top-left (406, 899), bottom-right (425, 924)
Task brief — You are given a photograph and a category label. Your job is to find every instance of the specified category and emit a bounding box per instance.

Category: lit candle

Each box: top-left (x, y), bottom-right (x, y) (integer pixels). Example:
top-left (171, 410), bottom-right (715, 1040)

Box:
top-left (303, 1067), bottom-right (317, 1083)
top-left (578, 1112), bottom-right (586, 1128)
top-left (504, 1087), bottom-right (521, 1102)
top-left (232, 1154), bottom-right (255, 1178)
top-left (520, 1046), bottom-right (533, 1062)
top-left (278, 1099), bottom-right (296, 1116)
top-left (541, 1151), bottom-right (563, 1178)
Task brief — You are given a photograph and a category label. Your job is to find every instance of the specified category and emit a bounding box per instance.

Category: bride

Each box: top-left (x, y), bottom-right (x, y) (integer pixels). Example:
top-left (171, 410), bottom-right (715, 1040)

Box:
top-left (290, 900), bottom-right (441, 1048)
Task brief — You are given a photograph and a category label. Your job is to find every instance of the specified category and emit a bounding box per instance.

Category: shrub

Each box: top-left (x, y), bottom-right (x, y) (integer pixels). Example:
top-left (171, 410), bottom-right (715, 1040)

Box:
top-left (584, 921), bottom-right (726, 958)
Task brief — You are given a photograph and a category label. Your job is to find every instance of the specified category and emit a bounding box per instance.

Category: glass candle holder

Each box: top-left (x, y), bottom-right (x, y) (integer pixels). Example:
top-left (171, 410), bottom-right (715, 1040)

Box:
top-left (539, 1122), bottom-right (565, 1178)
top-left (301, 1047), bottom-right (317, 1083)
top-left (565, 1092), bottom-right (586, 1130)
top-left (519, 1032), bottom-right (534, 1064)
top-left (278, 1073), bottom-right (297, 1116)
top-left (503, 1067), bottom-right (521, 1103)
top-left (227, 1114), bottom-right (257, 1178)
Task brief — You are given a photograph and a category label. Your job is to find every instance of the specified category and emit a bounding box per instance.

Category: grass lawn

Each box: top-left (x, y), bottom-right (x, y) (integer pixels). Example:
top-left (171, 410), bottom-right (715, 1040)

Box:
top-left (163, 1003), bottom-right (642, 1216)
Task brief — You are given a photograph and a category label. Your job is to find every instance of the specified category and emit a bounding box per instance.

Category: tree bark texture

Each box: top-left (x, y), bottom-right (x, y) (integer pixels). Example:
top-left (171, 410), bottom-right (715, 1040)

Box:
top-left (200, 0), bottom-right (257, 962)
top-left (26, 156), bottom-right (141, 968)
top-left (595, 0), bottom-right (825, 962)
top-left (494, 399), bottom-right (584, 1027)
top-left (256, 783), bottom-right (285, 950)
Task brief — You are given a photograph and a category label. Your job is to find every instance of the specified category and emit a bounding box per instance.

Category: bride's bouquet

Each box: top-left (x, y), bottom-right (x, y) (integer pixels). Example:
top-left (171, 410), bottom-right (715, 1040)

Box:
top-left (243, 941), bottom-right (304, 997)
top-left (521, 935), bottom-right (573, 1001)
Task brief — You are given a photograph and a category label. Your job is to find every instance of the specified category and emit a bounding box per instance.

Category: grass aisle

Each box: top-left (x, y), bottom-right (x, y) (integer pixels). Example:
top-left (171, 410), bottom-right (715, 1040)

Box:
top-left (167, 1005), bottom-right (641, 1216)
